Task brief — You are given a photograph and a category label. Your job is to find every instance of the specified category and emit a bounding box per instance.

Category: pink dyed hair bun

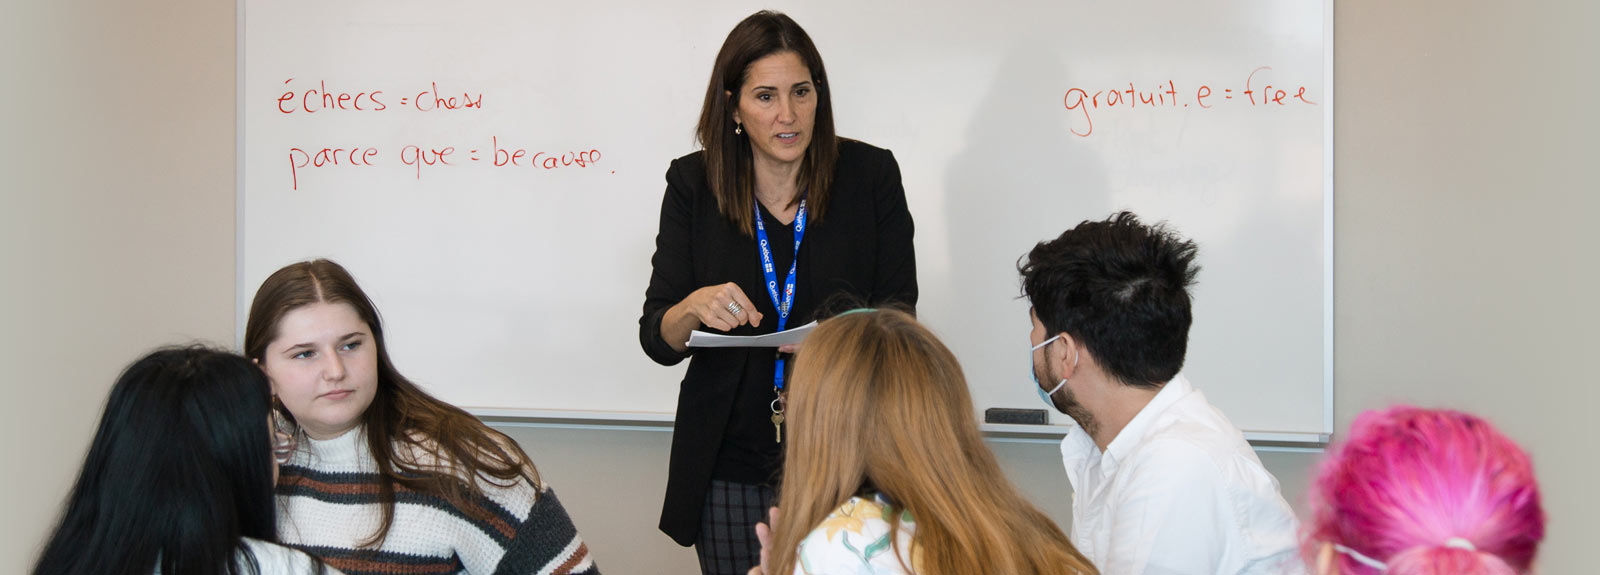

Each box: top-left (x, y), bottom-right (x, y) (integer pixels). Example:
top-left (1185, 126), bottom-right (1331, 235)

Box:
top-left (1304, 406), bottom-right (1544, 575)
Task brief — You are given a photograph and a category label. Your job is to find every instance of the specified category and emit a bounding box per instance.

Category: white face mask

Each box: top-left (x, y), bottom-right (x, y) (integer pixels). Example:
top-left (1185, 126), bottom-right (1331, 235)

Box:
top-left (1031, 335), bottom-right (1076, 410)
top-left (1331, 544), bottom-right (1388, 572)
top-left (1329, 538), bottom-right (1478, 573)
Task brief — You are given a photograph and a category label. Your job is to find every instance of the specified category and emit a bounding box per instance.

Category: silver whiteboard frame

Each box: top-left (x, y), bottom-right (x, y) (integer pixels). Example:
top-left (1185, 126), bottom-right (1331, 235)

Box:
top-left (470, 408), bottom-right (1325, 452)
top-left (1322, 0), bottom-right (1337, 443)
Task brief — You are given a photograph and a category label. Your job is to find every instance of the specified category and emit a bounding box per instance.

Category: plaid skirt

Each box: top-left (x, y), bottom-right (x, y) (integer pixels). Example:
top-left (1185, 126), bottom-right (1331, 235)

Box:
top-left (695, 479), bottom-right (778, 575)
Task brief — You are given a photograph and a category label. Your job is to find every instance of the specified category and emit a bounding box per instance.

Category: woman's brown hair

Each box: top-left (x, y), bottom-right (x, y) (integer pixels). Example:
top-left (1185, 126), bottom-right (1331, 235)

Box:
top-left (244, 259), bottom-right (538, 547)
top-left (769, 309), bottom-right (1099, 575)
top-left (696, 10), bottom-right (839, 236)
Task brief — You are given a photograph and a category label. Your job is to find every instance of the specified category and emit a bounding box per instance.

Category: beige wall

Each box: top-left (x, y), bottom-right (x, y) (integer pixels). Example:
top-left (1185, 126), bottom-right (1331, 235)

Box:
top-left (1329, 2), bottom-right (1599, 573)
top-left (3, 0), bottom-right (1593, 573)
top-left (0, 0), bottom-right (238, 572)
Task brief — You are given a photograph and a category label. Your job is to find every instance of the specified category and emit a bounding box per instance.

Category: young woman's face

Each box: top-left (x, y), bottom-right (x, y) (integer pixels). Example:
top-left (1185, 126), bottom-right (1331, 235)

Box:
top-left (258, 302), bottom-right (379, 440)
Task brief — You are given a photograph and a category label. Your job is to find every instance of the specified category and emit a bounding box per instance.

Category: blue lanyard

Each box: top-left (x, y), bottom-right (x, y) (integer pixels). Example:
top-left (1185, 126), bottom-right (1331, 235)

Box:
top-left (754, 197), bottom-right (806, 391)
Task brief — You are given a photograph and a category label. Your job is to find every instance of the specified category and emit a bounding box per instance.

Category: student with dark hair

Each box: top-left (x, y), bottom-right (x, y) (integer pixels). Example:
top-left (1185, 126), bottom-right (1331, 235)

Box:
top-left (639, 10), bottom-right (916, 574)
top-left (247, 259), bottom-right (596, 575)
top-left (32, 346), bottom-right (335, 575)
top-left (1019, 212), bottom-right (1304, 575)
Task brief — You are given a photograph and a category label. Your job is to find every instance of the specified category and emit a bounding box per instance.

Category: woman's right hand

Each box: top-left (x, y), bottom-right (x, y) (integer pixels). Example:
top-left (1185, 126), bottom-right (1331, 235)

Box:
top-left (660, 283), bottom-right (764, 352)
top-left (679, 283), bottom-right (764, 331)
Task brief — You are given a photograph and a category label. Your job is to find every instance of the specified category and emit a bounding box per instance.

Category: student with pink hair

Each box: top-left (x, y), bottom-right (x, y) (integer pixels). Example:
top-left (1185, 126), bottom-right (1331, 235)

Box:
top-left (1304, 406), bottom-right (1546, 575)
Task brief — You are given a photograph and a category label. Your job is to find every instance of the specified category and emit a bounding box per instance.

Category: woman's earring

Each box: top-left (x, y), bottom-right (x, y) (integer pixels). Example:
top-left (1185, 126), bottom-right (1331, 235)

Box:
top-left (734, 123), bottom-right (743, 135)
top-left (270, 398), bottom-right (297, 465)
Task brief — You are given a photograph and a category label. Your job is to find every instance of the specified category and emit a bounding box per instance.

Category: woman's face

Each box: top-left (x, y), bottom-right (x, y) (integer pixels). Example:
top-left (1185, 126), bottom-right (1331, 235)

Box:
top-left (733, 51), bottom-right (817, 173)
top-left (258, 302), bottom-right (379, 440)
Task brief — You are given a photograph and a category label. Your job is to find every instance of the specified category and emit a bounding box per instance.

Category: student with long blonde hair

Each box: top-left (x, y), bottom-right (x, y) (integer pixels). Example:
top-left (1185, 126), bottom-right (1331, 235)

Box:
top-left (756, 309), bottom-right (1097, 575)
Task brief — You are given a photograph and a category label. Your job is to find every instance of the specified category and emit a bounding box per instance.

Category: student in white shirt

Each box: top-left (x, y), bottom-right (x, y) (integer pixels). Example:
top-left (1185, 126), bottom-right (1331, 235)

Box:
top-left (1018, 211), bottom-right (1305, 575)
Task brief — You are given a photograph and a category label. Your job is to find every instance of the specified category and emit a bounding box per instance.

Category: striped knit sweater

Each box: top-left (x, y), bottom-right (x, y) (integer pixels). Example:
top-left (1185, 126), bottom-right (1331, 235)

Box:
top-left (274, 426), bottom-right (598, 575)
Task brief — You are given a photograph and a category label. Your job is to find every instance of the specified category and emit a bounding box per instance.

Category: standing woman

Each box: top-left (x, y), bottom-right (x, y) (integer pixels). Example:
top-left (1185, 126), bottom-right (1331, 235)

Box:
top-left (639, 10), bottom-right (917, 575)
top-left (248, 259), bottom-right (598, 575)
top-left (32, 346), bottom-right (334, 575)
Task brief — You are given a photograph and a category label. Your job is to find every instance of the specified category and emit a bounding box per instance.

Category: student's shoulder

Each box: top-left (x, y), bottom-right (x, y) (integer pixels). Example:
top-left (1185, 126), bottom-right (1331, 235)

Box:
top-left (798, 495), bottom-right (914, 574)
top-left (802, 496), bottom-right (902, 542)
top-left (1124, 431), bottom-right (1235, 488)
top-left (241, 538), bottom-right (343, 575)
top-left (396, 429), bottom-right (544, 493)
top-left (1141, 395), bottom-right (1256, 464)
top-left (1124, 421), bottom-right (1276, 502)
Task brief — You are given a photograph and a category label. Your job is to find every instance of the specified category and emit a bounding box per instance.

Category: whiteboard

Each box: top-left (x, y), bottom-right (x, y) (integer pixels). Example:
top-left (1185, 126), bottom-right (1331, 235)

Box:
top-left (240, 0), bottom-right (1332, 442)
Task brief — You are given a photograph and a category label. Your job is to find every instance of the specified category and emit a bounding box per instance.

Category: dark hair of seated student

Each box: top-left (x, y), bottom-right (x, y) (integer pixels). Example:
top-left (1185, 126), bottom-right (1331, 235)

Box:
top-left (32, 346), bottom-right (328, 575)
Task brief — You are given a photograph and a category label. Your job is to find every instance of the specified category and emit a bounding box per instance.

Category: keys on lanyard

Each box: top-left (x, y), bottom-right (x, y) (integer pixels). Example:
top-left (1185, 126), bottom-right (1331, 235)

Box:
top-left (771, 397), bottom-right (785, 444)
top-left (755, 197), bottom-right (805, 443)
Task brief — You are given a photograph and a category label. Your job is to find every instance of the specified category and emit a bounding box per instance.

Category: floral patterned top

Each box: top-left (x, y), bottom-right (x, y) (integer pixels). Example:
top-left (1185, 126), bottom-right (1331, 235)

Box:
top-left (794, 494), bottom-right (920, 575)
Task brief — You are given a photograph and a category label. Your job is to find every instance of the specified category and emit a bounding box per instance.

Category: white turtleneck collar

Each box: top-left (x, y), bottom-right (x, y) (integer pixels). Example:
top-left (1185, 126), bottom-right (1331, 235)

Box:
top-left (296, 424), bottom-right (371, 471)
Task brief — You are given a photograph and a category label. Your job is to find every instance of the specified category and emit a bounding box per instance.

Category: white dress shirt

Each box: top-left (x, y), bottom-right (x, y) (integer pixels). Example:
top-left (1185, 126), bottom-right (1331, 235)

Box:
top-left (1061, 374), bottom-right (1307, 575)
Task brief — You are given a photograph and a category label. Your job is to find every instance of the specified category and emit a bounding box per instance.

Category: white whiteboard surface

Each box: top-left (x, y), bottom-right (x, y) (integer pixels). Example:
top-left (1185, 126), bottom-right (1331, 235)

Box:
top-left (240, 0), bottom-right (1332, 442)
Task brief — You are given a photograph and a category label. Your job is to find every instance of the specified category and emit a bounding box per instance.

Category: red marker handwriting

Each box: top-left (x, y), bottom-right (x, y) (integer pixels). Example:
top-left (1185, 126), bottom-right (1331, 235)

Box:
top-left (288, 146), bottom-right (379, 190)
top-left (1062, 67), bottom-right (1318, 137)
top-left (275, 79), bottom-right (484, 114)
top-left (284, 139), bottom-right (606, 190)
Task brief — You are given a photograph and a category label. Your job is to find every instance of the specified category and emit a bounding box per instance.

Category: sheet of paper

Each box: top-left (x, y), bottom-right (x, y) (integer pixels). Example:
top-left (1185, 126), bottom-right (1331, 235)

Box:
top-left (687, 321), bottom-right (818, 348)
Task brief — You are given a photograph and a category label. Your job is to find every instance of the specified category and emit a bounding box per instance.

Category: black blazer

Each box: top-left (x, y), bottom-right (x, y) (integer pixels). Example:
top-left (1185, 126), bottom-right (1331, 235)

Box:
top-left (638, 139), bottom-right (918, 545)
